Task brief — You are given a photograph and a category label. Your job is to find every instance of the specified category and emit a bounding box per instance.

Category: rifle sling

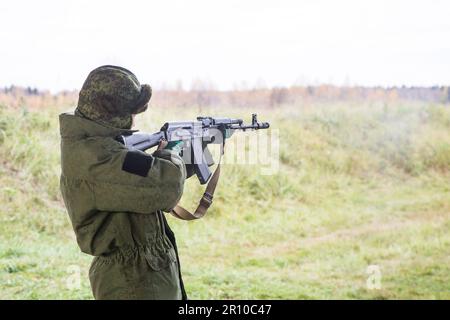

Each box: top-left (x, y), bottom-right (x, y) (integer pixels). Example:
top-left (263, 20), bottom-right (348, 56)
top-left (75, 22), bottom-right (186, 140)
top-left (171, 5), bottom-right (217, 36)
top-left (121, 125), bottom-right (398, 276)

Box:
top-left (170, 154), bottom-right (222, 220)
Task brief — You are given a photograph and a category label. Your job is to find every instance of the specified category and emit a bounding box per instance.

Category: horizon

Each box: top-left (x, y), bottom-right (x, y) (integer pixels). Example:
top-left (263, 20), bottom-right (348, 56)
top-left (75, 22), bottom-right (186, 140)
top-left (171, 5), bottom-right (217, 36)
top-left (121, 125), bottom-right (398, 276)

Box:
top-left (1, 83), bottom-right (449, 95)
top-left (1, 0), bottom-right (450, 92)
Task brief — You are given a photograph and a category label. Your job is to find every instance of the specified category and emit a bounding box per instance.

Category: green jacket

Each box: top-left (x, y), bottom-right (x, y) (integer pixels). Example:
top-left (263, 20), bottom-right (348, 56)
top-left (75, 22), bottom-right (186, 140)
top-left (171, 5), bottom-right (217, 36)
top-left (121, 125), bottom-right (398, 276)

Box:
top-left (59, 112), bottom-right (186, 299)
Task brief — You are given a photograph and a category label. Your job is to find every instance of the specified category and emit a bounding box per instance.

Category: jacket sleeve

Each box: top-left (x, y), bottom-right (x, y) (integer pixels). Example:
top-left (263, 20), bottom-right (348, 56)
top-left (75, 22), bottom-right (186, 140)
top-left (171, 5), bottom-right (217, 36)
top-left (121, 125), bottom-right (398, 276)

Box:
top-left (88, 139), bottom-right (186, 214)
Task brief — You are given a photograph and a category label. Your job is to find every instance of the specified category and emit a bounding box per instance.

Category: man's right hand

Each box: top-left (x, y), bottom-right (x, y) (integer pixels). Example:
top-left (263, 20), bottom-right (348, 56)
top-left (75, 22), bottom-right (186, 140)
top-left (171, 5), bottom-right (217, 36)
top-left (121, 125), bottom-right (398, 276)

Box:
top-left (164, 141), bottom-right (184, 154)
top-left (157, 139), bottom-right (168, 151)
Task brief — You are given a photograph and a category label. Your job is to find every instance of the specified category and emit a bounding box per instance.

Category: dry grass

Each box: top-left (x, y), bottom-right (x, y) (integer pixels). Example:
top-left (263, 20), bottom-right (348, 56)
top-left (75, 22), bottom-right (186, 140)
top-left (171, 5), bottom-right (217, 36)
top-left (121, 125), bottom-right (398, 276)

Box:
top-left (0, 100), bottom-right (449, 299)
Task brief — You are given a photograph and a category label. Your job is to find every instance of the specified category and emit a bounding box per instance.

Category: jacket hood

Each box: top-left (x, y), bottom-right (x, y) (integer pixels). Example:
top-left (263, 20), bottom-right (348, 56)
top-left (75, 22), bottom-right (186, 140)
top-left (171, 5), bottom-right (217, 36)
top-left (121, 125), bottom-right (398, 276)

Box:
top-left (59, 112), bottom-right (137, 139)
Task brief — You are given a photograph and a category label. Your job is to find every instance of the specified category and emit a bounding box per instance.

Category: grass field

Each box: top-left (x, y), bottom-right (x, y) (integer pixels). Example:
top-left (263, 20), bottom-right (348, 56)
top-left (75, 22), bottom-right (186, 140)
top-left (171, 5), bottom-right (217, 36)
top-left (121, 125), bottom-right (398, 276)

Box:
top-left (0, 100), bottom-right (449, 299)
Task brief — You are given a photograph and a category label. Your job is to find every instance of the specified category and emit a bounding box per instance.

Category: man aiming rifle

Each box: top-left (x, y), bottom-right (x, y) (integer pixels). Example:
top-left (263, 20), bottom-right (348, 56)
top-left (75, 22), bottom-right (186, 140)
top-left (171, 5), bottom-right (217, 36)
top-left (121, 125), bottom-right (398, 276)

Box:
top-left (59, 65), bottom-right (269, 300)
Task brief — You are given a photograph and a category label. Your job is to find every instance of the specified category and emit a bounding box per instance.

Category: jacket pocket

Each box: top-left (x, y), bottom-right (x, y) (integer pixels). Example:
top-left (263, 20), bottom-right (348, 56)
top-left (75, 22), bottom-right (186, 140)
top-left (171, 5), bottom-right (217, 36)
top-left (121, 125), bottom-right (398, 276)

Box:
top-left (143, 247), bottom-right (177, 271)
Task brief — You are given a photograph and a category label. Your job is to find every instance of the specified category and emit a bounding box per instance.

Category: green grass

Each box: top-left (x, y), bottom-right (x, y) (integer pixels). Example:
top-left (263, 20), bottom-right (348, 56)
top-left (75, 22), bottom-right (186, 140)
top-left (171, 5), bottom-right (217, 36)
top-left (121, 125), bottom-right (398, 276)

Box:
top-left (0, 101), bottom-right (449, 299)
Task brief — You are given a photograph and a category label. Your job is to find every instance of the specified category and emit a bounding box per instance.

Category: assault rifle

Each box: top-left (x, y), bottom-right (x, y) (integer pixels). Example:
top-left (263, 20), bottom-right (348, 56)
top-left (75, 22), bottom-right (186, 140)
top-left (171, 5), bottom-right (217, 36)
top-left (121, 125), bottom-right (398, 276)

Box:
top-left (117, 114), bottom-right (270, 184)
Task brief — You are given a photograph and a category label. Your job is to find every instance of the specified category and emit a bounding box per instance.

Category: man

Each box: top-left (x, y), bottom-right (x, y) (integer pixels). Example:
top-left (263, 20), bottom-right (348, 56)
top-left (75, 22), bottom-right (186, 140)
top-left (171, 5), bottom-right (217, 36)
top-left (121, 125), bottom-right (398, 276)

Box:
top-left (59, 65), bottom-right (187, 299)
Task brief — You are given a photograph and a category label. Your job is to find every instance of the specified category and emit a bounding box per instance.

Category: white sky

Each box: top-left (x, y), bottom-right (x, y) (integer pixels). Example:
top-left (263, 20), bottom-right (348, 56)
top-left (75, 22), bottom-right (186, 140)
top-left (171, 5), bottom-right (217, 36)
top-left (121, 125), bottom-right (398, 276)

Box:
top-left (0, 0), bottom-right (449, 92)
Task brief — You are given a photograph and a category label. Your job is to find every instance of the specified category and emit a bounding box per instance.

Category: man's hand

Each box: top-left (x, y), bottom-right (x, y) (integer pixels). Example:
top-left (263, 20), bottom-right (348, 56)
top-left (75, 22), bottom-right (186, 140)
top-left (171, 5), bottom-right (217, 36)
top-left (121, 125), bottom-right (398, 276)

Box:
top-left (157, 139), bottom-right (168, 151)
top-left (164, 141), bottom-right (184, 154)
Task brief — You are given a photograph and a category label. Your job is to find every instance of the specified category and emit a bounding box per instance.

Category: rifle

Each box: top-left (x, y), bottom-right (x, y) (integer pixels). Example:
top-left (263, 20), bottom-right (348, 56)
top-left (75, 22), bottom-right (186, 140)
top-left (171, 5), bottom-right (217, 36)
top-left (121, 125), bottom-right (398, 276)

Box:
top-left (116, 114), bottom-right (270, 220)
top-left (117, 114), bottom-right (269, 184)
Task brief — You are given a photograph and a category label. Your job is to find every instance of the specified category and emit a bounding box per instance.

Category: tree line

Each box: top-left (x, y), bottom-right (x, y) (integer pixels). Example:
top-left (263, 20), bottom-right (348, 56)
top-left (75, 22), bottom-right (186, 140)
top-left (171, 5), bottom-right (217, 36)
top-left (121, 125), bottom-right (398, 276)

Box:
top-left (1, 85), bottom-right (449, 109)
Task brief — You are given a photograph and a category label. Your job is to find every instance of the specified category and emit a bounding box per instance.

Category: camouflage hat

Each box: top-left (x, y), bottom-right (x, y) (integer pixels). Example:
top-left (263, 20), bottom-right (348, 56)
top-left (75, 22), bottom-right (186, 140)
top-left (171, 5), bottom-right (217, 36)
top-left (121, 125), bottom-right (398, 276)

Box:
top-left (76, 65), bottom-right (152, 129)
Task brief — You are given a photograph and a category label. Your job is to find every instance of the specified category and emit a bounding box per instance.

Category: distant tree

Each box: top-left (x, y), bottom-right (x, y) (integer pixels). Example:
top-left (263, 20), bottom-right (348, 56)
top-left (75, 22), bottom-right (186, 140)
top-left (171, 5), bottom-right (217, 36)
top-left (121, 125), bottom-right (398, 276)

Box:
top-left (269, 87), bottom-right (289, 107)
top-left (175, 79), bottom-right (184, 92)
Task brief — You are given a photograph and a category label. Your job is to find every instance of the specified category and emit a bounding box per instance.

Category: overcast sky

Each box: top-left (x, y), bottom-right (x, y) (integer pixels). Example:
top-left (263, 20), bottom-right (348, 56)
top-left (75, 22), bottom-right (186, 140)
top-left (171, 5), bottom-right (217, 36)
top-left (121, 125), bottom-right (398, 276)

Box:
top-left (0, 0), bottom-right (449, 92)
